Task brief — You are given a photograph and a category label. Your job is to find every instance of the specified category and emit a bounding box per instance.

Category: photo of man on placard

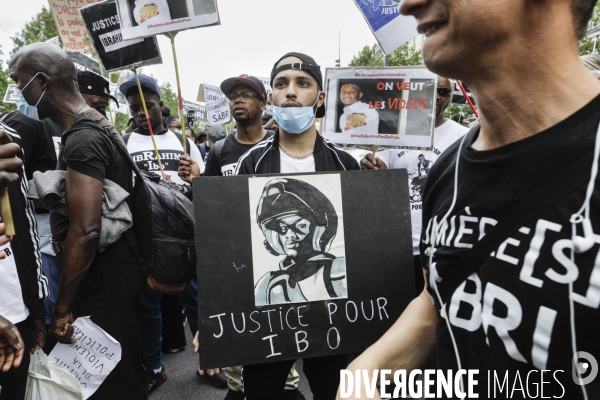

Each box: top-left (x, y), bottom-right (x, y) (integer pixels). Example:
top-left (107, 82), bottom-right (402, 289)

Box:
top-left (338, 82), bottom-right (380, 134)
top-left (126, 0), bottom-right (217, 27)
top-left (250, 177), bottom-right (348, 306)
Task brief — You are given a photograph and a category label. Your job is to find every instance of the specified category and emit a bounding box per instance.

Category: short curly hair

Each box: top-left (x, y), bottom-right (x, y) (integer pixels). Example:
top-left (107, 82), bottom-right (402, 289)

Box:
top-left (573, 0), bottom-right (599, 39)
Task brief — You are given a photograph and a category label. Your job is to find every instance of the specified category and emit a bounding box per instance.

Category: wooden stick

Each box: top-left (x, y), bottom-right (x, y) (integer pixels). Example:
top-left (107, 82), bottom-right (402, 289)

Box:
top-left (133, 69), bottom-right (167, 180)
top-left (167, 32), bottom-right (187, 156)
top-left (0, 192), bottom-right (15, 236)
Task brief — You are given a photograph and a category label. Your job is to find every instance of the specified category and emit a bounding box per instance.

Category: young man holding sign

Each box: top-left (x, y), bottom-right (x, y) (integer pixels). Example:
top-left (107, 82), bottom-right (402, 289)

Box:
top-left (235, 53), bottom-right (359, 400)
top-left (339, 0), bottom-right (600, 398)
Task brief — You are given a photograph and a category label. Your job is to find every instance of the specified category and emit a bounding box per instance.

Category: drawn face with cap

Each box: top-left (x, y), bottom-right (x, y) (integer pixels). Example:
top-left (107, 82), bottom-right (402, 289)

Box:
top-left (264, 213), bottom-right (314, 257)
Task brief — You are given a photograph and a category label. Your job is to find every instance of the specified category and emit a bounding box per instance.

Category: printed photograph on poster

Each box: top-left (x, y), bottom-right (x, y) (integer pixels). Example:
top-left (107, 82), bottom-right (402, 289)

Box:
top-left (248, 175), bottom-right (347, 306)
top-left (116, 0), bottom-right (220, 40)
top-left (323, 67), bottom-right (437, 149)
top-left (80, 0), bottom-right (162, 72)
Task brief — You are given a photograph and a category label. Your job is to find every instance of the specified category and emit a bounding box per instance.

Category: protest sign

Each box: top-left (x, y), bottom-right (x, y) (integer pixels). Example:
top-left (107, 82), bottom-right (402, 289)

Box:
top-left (47, 0), bottom-right (103, 52)
top-left (197, 83), bottom-right (224, 103)
top-left (79, 0), bottom-right (162, 72)
top-left (183, 99), bottom-right (206, 121)
top-left (49, 316), bottom-right (122, 399)
top-left (451, 81), bottom-right (476, 105)
top-left (257, 76), bottom-right (272, 100)
top-left (323, 67), bottom-right (437, 149)
top-left (115, 0), bottom-right (220, 40)
top-left (194, 170), bottom-right (414, 368)
top-left (109, 71), bottom-right (133, 115)
top-left (68, 52), bottom-right (104, 75)
top-left (353, 0), bottom-right (417, 55)
top-left (3, 84), bottom-right (17, 104)
top-left (206, 96), bottom-right (230, 125)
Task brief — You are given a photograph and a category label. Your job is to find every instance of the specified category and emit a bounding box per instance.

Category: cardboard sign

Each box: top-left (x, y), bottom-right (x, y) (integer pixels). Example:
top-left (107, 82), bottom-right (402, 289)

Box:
top-left (197, 83), bottom-right (224, 103)
top-left (206, 96), bottom-right (230, 125)
top-left (47, 0), bottom-right (104, 53)
top-left (194, 170), bottom-right (415, 368)
top-left (115, 0), bottom-right (220, 40)
top-left (79, 0), bottom-right (162, 72)
top-left (451, 81), bottom-right (476, 106)
top-left (323, 67), bottom-right (437, 149)
top-left (49, 317), bottom-right (122, 399)
top-left (353, 0), bottom-right (417, 55)
top-left (3, 84), bottom-right (17, 104)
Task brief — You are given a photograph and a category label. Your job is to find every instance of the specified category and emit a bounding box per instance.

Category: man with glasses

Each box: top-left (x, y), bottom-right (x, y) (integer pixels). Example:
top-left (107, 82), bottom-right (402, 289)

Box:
top-left (360, 76), bottom-right (467, 293)
top-left (338, 82), bottom-right (379, 134)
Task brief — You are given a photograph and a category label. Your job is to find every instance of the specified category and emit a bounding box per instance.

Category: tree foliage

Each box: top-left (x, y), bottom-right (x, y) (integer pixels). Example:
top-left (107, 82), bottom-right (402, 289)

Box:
top-left (160, 82), bottom-right (179, 119)
top-left (0, 47), bottom-right (17, 113)
top-left (10, 6), bottom-right (59, 56)
top-left (348, 43), bottom-right (423, 67)
top-left (579, 2), bottom-right (600, 56)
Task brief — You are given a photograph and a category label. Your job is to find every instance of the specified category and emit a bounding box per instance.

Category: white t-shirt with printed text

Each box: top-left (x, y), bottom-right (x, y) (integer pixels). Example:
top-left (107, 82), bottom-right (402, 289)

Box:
top-left (126, 130), bottom-right (205, 185)
top-left (377, 119), bottom-right (468, 254)
top-left (0, 243), bottom-right (30, 324)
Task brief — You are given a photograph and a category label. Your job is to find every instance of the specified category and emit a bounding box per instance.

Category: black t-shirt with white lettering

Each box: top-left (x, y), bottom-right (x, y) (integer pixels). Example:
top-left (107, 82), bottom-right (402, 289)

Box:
top-left (204, 132), bottom-right (273, 177)
top-left (420, 95), bottom-right (600, 398)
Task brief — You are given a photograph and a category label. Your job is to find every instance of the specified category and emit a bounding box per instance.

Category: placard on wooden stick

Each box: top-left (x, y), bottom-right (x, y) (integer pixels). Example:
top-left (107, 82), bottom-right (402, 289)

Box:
top-left (194, 170), bottom-right (415, 368)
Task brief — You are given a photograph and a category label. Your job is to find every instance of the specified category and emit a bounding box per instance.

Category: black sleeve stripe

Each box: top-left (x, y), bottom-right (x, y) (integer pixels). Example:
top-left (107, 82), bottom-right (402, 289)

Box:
top-left (234, 137), bottom-right (275, 175)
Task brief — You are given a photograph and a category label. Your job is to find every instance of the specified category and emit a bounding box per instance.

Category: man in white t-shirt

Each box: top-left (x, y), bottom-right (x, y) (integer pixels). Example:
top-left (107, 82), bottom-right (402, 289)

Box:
top-left (338, 83), bottom-right (379, 134)
top-left (360, 76), bottom-right (468, 292)
top-left (119, 74), bottom-right (204, 393)
top-left (119, 74), bottom-right (204, 200)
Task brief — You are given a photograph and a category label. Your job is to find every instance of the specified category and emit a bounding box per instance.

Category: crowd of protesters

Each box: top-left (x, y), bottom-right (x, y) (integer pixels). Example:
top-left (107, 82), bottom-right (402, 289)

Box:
top-left (1, 0), bottom-right (600, 399)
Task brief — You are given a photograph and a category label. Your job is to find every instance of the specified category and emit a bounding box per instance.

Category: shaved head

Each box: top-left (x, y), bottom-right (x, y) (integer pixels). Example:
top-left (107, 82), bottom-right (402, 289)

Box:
top-left (9, 43), bottom-right (85, 125)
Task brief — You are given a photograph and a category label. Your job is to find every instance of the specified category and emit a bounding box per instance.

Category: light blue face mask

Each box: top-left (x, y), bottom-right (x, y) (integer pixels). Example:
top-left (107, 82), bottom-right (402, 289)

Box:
top-left (272, 94), bottom-right (320, 134)
top-left (13, 72), bottom-right (46, 121)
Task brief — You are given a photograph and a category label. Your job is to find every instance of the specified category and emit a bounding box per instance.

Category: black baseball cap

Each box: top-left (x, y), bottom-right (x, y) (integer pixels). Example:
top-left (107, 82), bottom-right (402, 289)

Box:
top-left (77, 70), bottom-right (119, 106)
top-left (119, 74), bottom-right (161, 99)
top-left (270, 52), bottom-right (325, 118)
top-left (220, 75), bottom-right (267, 102)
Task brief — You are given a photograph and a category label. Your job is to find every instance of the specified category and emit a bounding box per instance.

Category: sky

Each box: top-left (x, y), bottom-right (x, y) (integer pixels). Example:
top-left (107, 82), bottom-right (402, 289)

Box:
top-left (0, 0), bottom-right (382, 102)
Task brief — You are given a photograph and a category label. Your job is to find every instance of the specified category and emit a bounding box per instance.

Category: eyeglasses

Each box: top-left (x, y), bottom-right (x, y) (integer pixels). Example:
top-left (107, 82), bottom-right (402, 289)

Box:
top-left (227, 92), bottom-right (257, 101)
top-left (437, 88), bottom-right (452, 97)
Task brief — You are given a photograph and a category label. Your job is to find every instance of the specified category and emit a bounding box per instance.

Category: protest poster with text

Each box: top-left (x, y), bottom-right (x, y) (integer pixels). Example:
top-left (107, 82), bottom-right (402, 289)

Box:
top-left (323, 67), bottom-right (437, 149)
top-left (47, 0), bottom-right (104, 52)
top-left (115, 0), bottom-right (220, 40)
top-left (68, 52), bottom-right (104, 75)
top-left (193, 170), bottom-right (414, 368)
top-left (49, 317), bottom-right (122, 399)
top-left (451, 81), bottom-right (477, 106)
top-left (3, 85), bottom-right (17, 104)
top-left (206, 96), bottom-right (230, 125)
top-left (183, 99), bottom-right (206, 120)
top-left (80, 0), bottom-right (162, 72)
top-left (353, 0), bottom-right (417, 55)
top-left (197, 83), bottom-right (224, 103)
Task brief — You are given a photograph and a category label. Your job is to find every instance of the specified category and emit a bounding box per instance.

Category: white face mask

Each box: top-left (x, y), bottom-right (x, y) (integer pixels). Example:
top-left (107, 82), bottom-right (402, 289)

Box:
top-left (13, 72), bottom-right (46, 121)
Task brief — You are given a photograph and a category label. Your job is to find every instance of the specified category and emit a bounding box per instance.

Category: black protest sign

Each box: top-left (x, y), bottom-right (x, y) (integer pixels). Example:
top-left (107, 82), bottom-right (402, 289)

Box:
top-left (79, 0), bottom-right (161, 72)
top-left (451, 81), bottom-right (476, 105)
top-left (187, 109), bottom-right (195, 129)
top-left (194, 170), bottom-right (415, 368)
top-left (68, 52), bottom-right (104, 76)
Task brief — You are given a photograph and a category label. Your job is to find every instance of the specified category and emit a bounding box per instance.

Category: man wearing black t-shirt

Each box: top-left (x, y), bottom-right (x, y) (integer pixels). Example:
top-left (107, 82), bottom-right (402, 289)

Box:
top-left (341, 0), bottom-right (600, 399)
top-left (9, 43), bottom-right (146, 399)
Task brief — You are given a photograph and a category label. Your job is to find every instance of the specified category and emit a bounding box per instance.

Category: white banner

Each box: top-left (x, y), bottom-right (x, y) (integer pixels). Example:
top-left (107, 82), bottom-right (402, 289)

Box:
top-left (257, 76), bottom-right (272, 100)
top-left (116, 0), bottom-right (220, 40)
top-left (49, 317), bottom-right (122, 400)
top-left (206, 96), bottom-right (230, 125)
top-left (323, 67), bottom-right (437, 149)
top-left (204, 83), bottom-right (224, 103)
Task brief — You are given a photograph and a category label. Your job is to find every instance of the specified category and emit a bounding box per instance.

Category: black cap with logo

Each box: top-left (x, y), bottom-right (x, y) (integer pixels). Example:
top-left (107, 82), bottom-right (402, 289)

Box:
top-left (270, 52), bottom-right (325, 118)
top-left (220, 74), bottom-right (267, 102)
top-left (77, 70), bottom-right (119, 106)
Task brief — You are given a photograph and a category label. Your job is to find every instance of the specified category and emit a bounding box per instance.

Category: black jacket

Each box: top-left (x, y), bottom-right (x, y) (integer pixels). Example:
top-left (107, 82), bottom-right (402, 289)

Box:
top-left (234, 132), bottom-right (360, 174)
top-left (0, 121), bottom-right (48, 319)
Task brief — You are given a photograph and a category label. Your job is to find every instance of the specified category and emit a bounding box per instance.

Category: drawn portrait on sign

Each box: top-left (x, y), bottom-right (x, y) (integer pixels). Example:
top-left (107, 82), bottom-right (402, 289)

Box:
top-left (249, 175), bottom-right (347, 306)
